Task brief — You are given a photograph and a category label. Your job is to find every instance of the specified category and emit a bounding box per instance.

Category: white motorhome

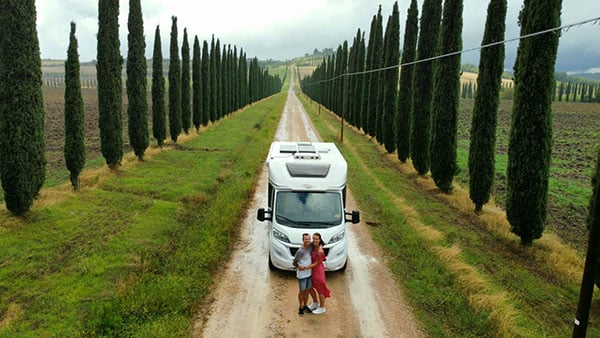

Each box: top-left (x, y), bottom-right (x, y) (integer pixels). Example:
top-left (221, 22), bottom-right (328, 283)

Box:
top-left (257, 141), bottom-right (360, 271)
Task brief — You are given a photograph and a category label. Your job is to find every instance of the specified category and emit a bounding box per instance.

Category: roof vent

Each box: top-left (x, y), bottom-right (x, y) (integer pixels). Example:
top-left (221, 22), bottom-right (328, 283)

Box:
top-left (286, 162), bottom-right (330, 177)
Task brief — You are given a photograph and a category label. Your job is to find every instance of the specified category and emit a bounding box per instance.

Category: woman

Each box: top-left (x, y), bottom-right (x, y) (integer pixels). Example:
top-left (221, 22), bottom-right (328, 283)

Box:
top-left (307, 232), bottom-right (331, 314)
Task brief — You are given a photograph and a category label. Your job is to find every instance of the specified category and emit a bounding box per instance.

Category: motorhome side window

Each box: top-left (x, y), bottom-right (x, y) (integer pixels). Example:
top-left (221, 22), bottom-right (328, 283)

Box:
top-left (275, 191), bottom-right (342, 228)
top-left (268, 183), bottom-right (274, 209)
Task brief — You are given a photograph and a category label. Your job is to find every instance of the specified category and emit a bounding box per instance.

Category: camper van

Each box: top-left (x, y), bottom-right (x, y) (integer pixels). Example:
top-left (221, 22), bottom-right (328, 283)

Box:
top-left (257, 142), bottom-right (360, 271)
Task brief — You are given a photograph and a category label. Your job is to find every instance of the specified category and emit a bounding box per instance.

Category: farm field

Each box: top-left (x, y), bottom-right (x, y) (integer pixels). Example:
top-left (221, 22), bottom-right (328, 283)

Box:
top-left (456, 99), bottom-right (600, 252)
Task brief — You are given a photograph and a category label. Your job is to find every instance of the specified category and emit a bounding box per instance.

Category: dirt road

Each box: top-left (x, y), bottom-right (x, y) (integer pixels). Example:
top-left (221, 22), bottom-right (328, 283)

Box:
top-left (192, 71), bottom-right (423, 337)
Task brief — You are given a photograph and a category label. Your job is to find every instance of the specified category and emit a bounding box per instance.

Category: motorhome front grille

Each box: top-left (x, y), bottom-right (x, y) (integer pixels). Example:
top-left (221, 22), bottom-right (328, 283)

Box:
top-left (289, 247), bottom-right (330, 258)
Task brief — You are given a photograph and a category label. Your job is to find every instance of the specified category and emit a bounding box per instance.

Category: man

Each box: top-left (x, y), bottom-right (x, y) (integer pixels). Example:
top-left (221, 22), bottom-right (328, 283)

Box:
top-left (294, 233), bottom-right (319, 315)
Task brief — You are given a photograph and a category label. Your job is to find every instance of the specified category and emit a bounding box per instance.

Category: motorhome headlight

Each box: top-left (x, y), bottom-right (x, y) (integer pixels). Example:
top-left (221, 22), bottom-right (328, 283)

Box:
top-left (329, 230), bottom-right (345, 244)
top-left (273, 228), bottom-right (291, 243)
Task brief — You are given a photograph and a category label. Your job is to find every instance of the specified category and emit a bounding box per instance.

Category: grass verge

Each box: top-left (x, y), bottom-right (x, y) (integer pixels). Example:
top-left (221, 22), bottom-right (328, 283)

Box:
top-left (0, 92), bottom-right (286, 336)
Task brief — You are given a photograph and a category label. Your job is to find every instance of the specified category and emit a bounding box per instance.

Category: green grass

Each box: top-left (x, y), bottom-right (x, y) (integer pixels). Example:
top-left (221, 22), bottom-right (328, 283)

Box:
top-left (296, 91), bottom-right (600, 337)
top-left (0, 91), bottom-right (286, 336)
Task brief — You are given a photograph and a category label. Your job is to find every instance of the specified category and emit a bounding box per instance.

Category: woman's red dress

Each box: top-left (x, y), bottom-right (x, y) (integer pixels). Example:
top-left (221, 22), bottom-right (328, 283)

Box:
top-left (311, 248), bottom-right (331, 297)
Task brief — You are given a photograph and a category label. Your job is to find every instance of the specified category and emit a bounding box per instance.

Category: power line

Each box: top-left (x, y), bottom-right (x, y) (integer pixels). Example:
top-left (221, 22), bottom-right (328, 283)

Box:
top-left (302, 16), bottom-right (600, 85)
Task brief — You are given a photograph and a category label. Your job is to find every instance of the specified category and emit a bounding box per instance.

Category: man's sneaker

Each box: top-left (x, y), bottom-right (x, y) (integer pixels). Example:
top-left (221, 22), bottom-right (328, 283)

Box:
top-left (298, 307), bottom-right (304, 316)
top-left (312, 307), bottom-right (326, 314)
top-left (308, 302), bottom-right (319, 311)
top-left (303, 306), bottom-right (313, 314)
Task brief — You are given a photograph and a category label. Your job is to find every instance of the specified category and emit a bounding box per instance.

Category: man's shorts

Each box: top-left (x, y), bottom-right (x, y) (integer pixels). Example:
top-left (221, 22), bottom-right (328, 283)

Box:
top-left (298, 276), bottom-right (312, 291)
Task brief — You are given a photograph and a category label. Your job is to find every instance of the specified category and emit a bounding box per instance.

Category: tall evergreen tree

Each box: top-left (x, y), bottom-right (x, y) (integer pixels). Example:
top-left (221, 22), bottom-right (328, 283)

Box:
top-left (468, 0), bottom-right (507, 211)
top-left (201, 39), bottom-right (210, 126)
top-left (192, 35), bottom-right (202, 131)
top-left (397, 0), bottom-right (419, 163)
top-left (151, 25), bottom-right (166, 147)
top-left (354, 31), bottom-right (366, 130)
top-left (369, 7), bottom-right (384, 140)
top-left (362, 14), bottom-right (378, 134)
top-left (209, 36), bottom-right (217, 122)
top-left (410, 0), bottom-right (442, 175)
top-left (381, 1), bottom-right (400, 153)
top-left (557, 81), bottom-right (564, 102)
top-left (64, 22), bottom-right (85, 191)
top-left (180, 28), bottom-right (191, 134)
top-left (232, 46), bottom-right (239, 111)
top-left (215, 39), bottom-right (222, 119)
top-left (97, 0), bottom-right (123, 169)
top-left (239, 50), bottom-right (248, 107)
top-left (506, 0), bottom-right (562, 245)
top-left (347, 33), bottom-right (357, 126)
top-left (168, 16), bottom-right (182, 142)
top-left (126, 0), bottom-right (149, 161)
top-left (0, 0), bottom-right (46, 214)
top-left (430, 0), bottom-right (463, 192)
top-left (222, 44), bottom-right (230, 116)
top-left (334, 44), bottom-right (344, 116)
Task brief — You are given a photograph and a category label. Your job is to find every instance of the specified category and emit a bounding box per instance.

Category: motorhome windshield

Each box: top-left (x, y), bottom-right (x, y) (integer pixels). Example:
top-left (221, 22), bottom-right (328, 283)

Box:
top-left (275, 191), bottom-right (342, 228)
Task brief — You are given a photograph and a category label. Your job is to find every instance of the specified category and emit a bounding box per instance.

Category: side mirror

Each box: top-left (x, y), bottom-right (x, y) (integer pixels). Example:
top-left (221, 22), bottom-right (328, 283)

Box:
top-left (345, 210), bottom-right (360, 224)
top-left (257, 208), bottom-right (272, 221)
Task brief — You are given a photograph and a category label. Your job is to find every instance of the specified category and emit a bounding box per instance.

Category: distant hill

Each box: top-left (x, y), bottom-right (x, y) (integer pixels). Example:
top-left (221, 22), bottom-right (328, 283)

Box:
top-left (568, 73), bottom-right (600, 81)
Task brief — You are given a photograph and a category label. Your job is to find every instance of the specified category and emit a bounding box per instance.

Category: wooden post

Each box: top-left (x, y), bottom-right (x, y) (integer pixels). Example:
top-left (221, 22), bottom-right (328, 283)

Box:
top-left (573, 174), bottom-right (600, 337)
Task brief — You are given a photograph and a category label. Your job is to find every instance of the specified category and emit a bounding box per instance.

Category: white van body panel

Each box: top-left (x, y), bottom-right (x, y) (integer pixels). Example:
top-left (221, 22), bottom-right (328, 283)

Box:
top-left (263, 142), bottom-right (350, 272)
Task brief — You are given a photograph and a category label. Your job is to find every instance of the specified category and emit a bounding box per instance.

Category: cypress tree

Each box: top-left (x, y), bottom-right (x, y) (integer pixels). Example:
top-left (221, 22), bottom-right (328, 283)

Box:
top-left (168, 16), bottom-right (182, 142)
top-left (201, 40), bottom-right (210, 126)
top-left (354, 31), bottom-right (366, 130)
top-left (64, 22), bottom-right (85, 191)
top-left (239, 50), bottom-right (248, 106)
top-left (468, 0), bottom-right (507, 211)
top-left (411, 0), bottom-right (442, 175)
top-left (334, 44), bottom-right (343, 116)
top-left (215, 39), bottom-right (222, 119)
top-left (210, 36), bottom-right (217, 122)
top-left (0, 0), bottom-right (46, 214)
top-left (381, 1), bottom-right (400, 154)
top-left (397, 0), bottom-right (419, 163)
top-left (232, 46), bottom-right (238, 111)
top-left (151, 25), bottom-right (166, 147)
top-left (558, 81), bottom-right (564, 102)
top-left (192, 35), bottom-right (202, 131)
top-left (430, 0), bottom-right (463, 193)
top-left (369, 7), bottom-right (384, 140)
top-left (180, 28), bottom-right (191, 134)
top-left (97, 0), bottom-right (123, 169)
top-left (347, 32), bottom-right (358, 126)
top-left (222, 44), bottom-right (229, 116)
top-left (506, 0), bottom-right (562, 245)
top-left (126, 0), bottom-right (149, 161)
top-left (362, 14), bottom-right (378, 134)
top-left (341, 41), bottom-right (349, 121)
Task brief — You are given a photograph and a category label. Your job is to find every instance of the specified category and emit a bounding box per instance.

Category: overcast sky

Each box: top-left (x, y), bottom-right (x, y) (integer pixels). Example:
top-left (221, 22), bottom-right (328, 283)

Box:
top-left (36, 0), bottom-right (600, 73)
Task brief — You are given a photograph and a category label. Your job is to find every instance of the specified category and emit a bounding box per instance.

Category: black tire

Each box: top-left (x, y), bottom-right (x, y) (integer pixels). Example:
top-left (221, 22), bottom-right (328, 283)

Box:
top-left (268, 254), bottom-right (276, 271)
top-left (339, 259), bottom-right (347, 272)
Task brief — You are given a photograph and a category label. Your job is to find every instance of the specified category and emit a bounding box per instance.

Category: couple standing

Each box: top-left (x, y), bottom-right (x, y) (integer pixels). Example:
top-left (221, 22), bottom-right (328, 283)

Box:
top-left (294, 232), bottom-right (331, 315)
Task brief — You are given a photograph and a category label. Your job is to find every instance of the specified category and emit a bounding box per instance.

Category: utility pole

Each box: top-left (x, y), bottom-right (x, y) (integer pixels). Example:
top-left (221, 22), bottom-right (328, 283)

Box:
top-left (573, 174), bottom-right (600, 337)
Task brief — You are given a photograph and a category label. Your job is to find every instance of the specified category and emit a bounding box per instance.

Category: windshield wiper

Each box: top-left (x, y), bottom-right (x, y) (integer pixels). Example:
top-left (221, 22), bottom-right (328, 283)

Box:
top-left (276, 215), bottom-right (298, 224)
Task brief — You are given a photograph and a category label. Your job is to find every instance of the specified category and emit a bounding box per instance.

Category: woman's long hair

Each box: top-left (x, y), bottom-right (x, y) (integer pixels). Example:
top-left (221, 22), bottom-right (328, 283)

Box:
top-left (312, 232), bottom-right (324, 247)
